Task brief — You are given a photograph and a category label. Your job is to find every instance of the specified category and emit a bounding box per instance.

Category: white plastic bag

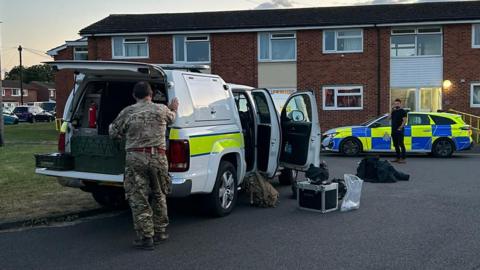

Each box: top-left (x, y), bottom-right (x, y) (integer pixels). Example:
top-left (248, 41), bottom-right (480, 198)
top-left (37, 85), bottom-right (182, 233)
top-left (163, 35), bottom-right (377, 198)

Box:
top-left (340, 174), bottom-right (364, 212)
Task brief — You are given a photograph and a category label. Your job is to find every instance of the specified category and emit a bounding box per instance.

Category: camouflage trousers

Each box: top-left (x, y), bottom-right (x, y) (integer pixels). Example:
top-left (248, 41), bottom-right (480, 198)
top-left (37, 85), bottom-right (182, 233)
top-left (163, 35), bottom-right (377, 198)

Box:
top-left (124, 151), bottom-right (172, 238)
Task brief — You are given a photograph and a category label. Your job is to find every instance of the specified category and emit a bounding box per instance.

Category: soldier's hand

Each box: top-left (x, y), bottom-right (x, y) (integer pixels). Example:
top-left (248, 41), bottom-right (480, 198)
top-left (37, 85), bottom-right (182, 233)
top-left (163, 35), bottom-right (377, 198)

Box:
top-left (169, 97), bottom-right (179, 112)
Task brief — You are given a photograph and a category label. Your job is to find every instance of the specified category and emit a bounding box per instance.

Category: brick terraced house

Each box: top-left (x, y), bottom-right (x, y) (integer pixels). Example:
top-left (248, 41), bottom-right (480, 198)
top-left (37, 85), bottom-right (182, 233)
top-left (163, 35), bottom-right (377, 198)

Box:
top-left (48, 1), bottom-right (480, 131)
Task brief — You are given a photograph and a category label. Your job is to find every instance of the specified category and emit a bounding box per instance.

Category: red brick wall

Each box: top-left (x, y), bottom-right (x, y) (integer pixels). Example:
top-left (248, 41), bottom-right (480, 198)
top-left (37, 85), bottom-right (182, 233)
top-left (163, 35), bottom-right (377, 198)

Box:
top-left (2, 88), bottom-right (37, 104)
top-left (297, 28), bottom-right (391, 132)
top-left (54, 47), bottom-right (75, 117)
top-left (88, 35), bottom-right (173, 63)
top-left (443, 24), bottom-right (480, 115)
top-left (211, 33), bottom-right (258, 87)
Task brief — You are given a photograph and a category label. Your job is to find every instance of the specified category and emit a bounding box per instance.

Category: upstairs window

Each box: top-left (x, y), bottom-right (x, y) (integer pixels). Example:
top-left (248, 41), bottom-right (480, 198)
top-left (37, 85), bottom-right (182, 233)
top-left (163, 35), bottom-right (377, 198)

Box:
top-left (391, 27), bottom-right (442, 57)
top-left (323, 29), bottom-right (363, 53)
top-left (473, 24), bottom-right (480, 48)
top-left (174, 35), bottom-right (210, 63)
top-left (112, 37), bottom-right (148, 58)
top-left (73, 47), bottom-right (88, 60)
top-left (259, 32), bottom-right (296, 61)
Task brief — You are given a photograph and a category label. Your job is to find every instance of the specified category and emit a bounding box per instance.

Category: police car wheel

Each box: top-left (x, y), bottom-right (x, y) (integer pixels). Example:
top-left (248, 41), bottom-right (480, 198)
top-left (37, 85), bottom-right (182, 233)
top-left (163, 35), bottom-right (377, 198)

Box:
top-left (206, 161), bottom-right (238, 217)
top-left (279, 168), bottom-right (296, 185)
top-left (340, 138), bottom-right (362, 156)
top-left (432, 139), bottom-right (454, 158)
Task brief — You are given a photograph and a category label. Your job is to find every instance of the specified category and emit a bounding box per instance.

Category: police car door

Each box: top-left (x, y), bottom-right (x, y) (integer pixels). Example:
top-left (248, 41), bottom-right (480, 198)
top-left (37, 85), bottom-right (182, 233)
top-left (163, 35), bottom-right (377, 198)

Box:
top-left (279, 92), bottom-right (321, 171)
top-left (251, 89), bottom-right (281, 178)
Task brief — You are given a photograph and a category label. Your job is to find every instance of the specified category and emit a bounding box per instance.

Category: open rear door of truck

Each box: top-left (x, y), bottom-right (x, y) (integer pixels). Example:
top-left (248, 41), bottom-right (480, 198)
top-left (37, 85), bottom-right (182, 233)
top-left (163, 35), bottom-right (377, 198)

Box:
top-left (46, 60), bottom-right (166, 79)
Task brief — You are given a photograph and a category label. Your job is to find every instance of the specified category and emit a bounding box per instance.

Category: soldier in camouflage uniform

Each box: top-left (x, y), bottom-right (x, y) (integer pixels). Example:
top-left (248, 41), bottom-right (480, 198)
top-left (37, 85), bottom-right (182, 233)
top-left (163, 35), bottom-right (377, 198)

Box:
top-left (109, 81), bottom-right (178, 250)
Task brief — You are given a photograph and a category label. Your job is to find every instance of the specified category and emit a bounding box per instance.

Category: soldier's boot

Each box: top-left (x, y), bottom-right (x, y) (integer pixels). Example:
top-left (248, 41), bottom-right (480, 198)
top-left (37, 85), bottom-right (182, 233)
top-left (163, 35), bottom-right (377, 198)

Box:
top-left (133, 236), bottom-right (154, 250)
top-left (154, 232), bottom-right (169, 245)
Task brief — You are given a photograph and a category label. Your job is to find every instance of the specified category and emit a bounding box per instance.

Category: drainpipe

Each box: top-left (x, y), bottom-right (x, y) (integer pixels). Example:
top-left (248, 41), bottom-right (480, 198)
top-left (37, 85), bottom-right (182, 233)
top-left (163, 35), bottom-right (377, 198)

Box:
top-left (376, 25), bottom-right (382, 116)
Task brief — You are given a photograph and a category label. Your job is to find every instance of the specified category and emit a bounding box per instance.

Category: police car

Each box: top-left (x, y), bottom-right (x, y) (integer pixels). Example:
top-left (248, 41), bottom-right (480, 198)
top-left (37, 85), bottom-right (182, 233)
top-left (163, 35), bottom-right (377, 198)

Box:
top-left (35, 61), bottom-right (321, 217)
top-left (322, 112), bottom-right (473, 157)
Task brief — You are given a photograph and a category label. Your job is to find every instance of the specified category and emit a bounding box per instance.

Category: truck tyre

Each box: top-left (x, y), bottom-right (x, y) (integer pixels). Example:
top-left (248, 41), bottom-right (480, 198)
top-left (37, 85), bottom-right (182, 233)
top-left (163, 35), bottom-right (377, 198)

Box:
top-left (340, 138), bottom-right (362, 156)
top-left (279, 168), bottom-right (296, 185)
top-left (206, 161), bottom-right (238, 217)
top-left (432, 138), bottom-right (454, 158)
top-left (92, 188), bottom-right (128, 209)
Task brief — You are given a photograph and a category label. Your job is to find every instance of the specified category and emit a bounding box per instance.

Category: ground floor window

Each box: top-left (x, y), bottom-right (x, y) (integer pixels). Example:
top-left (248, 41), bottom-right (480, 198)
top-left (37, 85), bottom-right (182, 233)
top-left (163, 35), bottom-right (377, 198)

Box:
top-left (322, 85), bottom-right (363, 110)
top-left (390, 87), bottom-right (441, 112)
top-left (471, 83), bottom-right (480, 108)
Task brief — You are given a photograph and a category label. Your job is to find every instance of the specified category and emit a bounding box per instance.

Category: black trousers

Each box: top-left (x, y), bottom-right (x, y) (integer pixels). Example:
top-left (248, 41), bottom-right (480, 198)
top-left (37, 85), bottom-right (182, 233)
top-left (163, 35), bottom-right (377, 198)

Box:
top-left (391, 131), bottom-right (406, 159)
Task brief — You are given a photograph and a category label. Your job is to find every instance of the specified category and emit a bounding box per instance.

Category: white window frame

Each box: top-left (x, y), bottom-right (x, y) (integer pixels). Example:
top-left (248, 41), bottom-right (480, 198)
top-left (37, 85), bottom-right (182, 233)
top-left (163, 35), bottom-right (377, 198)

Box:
top-left (472, 24), bottom-right (480, 49)
top-left (173, 35), bottom-right (211, 64)
top-left (471, 83), bottom-right (480, 108)
top-left (322, 85), bottom-right (364, 110)
top-left (390, 27), bottom-right (443, 58)
top-left (23, 89), bottom-right (28, 97)
top-left (323, 29), bottom-right (364, 54)
top-left (11, 88), bottom-right (20, 97)
top-left (73, 46), bottom-right (88, 60)
top-left (258, 32), bottom-right (297, 62)
top-left (49, 89), bottom-right (55, 98)
top-left (1, 89), bottom-right (4, 96)
top-left (111, 36), bottom-right (149, 59)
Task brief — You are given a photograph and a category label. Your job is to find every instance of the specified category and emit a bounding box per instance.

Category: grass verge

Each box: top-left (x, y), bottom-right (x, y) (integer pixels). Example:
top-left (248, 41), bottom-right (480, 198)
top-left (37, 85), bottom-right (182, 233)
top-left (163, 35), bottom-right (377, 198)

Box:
top-left (0, 123), bottom-right (100, 223)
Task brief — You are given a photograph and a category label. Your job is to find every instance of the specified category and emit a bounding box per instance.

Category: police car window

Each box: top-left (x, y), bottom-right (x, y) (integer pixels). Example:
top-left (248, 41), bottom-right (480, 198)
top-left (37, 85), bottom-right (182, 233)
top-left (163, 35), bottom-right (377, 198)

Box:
top-left (252, 93), bottom-right (271, 124)
top-left (283, 94), bottom-right (312, 123)
top-left (430, 115), bottom-right (455, 125)
top-left (375, 117), bottom-right (391, 127)
top-left (408, 114), bottom-right (430, 125)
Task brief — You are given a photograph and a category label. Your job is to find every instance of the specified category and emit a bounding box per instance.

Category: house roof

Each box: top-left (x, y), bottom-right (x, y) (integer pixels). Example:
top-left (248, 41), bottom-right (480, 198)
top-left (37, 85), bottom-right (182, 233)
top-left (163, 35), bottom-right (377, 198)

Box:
top-left (1, 80), bottom-right (35, 89)
top-left (30, 81), bottom-right (55, 89)
top-left (46, 37), bottom-right (87, 56)
top-left (79, 1), bottom-right (480, 35)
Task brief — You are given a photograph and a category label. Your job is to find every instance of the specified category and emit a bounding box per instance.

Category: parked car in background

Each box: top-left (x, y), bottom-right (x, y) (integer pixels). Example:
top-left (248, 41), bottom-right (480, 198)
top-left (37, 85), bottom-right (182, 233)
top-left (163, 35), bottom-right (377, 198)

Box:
top-left (12, 106), bottom-right (55, 123)
top-left (322, 112), bottom-right (473, 158)
top-left (27, 102), bottom-right (56, 117)
top-left (3, 112), bottom-right (19, 125)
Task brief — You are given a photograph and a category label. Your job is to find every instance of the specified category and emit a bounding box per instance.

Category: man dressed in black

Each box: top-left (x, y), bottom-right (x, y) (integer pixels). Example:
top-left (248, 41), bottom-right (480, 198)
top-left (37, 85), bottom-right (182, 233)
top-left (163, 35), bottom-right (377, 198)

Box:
top-left (390, 98), bottom-right (407, 163)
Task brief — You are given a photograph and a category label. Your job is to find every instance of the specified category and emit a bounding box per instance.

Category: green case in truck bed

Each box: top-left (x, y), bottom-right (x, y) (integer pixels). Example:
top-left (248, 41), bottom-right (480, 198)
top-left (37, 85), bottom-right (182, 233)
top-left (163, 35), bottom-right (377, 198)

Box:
top-left (70, 135), bottom-right (126, 175)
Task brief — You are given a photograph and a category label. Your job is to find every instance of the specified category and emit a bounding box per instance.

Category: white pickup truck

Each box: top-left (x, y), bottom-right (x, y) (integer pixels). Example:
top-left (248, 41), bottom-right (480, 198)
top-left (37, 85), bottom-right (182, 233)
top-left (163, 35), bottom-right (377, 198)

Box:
top-left (35, 61), bottom-right (321, 216)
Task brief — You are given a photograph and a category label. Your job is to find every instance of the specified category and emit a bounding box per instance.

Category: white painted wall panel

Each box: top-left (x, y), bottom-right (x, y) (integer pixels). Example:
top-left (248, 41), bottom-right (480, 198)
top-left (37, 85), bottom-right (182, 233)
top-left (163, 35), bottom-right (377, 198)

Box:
top-left (390, 57), bottom-right (443, 87)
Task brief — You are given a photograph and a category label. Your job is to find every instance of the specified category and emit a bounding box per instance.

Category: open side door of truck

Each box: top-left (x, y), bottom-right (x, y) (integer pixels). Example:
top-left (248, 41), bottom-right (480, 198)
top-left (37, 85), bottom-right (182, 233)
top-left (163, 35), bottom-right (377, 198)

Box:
top-left (279, 92), bottom-right (321, 171)
top-left (251, 89), bottom-right (281, 178)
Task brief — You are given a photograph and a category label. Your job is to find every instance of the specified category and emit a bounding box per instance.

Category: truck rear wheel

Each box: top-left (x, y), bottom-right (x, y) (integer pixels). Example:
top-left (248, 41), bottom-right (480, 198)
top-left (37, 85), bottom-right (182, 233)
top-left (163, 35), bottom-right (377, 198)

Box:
top-left (91, 188), bottom-right (128, 209)
top-left (205, 161), bottom-right (238, 217)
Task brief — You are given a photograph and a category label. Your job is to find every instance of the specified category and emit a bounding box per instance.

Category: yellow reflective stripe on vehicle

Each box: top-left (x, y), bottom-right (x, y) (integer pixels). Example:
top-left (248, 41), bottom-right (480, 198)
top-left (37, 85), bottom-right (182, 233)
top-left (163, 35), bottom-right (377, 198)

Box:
top-left (169, 128), bottom-right (181, 140)
top-left (190, 132), bottom-right (243, 157)
top-left (169, 129), bottom-right (243, 157)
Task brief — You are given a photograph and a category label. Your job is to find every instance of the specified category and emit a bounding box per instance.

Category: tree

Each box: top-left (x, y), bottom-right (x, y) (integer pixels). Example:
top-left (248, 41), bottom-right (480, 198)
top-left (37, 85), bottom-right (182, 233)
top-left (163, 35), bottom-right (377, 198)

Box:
top-left (4, 64), bottom-right (54, 82)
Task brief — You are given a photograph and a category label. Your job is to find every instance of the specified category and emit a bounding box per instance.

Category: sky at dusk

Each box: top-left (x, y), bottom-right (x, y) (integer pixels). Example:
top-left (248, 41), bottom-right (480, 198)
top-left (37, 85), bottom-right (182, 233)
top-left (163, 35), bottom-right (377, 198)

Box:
top-left (0, 0), bottom-right (473, 77)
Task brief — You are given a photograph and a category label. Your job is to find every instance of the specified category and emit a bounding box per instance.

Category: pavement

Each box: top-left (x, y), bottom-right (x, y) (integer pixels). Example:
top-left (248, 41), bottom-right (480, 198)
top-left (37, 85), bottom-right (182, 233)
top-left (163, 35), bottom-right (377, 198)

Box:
top-left (1, 154), bottom-right (480, 270)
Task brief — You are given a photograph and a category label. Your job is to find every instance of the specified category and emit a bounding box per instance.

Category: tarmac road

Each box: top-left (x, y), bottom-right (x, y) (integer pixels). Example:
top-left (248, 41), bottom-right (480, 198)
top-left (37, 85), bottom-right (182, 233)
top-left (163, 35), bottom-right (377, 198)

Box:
top-left (1, 154), bottom-right (480, 270)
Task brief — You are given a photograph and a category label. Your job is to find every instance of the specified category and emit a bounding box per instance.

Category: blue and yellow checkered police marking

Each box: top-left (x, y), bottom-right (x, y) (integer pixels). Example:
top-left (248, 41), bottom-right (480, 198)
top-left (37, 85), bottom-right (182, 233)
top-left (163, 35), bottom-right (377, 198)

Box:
top-left (324, 113), bottom-right (472, 153)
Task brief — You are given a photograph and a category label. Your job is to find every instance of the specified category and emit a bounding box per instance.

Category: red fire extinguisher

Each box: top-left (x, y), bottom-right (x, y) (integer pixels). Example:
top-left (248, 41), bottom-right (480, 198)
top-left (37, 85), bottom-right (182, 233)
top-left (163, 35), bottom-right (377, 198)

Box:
top-left (88, 101), bottom-right (97, 128)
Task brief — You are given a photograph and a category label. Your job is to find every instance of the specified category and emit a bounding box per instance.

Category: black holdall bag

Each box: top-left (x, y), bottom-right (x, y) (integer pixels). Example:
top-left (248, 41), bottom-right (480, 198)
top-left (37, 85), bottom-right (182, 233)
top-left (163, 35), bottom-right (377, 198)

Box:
top-left (356, 156), bottom-right (379, 181)
top-left (292, 162), bottom-right (329, 199)
top-left (357, 157), bottom-right (410, 183)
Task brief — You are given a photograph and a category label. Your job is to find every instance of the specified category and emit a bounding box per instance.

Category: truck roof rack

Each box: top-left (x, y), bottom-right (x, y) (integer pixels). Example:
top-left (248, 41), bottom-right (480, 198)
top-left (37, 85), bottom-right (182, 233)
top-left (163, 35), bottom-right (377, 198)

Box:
top-left (156, 64), bottom-right (210, 73)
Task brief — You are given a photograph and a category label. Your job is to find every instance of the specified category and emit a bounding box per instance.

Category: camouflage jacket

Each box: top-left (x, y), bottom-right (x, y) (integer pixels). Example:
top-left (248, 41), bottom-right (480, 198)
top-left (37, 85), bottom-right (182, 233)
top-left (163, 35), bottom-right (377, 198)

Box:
top-left (109, 100), bottom-right (176, 150)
